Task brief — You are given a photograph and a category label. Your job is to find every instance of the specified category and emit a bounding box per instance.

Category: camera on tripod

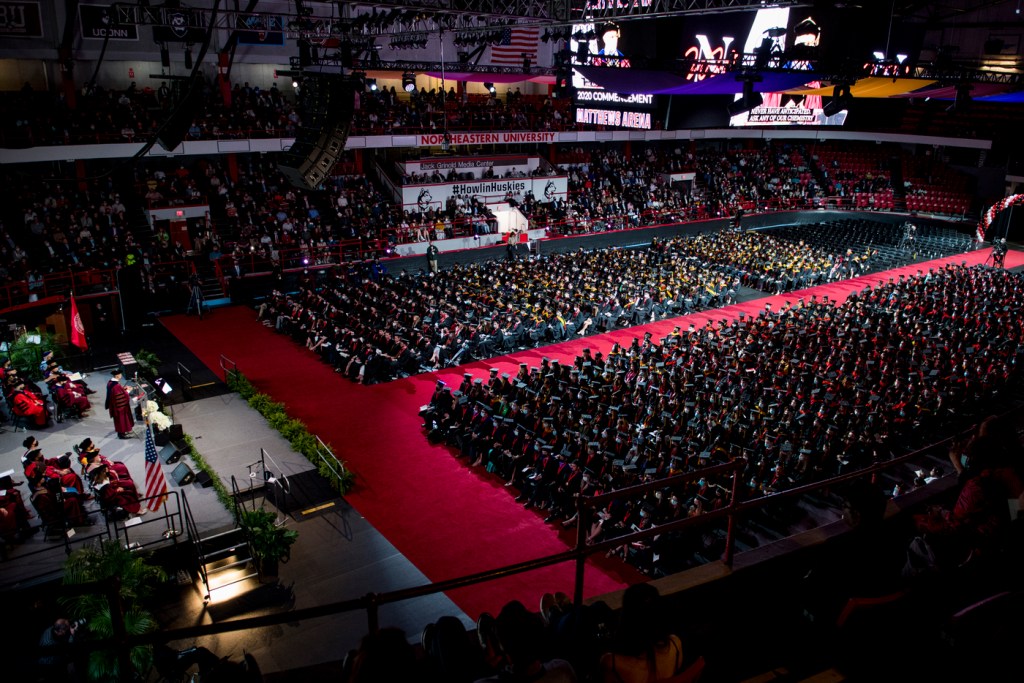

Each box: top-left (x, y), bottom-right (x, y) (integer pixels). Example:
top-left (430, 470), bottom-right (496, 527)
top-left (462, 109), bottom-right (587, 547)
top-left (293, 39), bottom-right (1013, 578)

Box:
top-left (990, 238), bottom-right (1008, 268)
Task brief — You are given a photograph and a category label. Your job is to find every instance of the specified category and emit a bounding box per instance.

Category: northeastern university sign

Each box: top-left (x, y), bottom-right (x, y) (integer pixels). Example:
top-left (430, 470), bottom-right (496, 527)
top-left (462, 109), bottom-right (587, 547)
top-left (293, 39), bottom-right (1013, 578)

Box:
top-left (418, 132), bottom-right (557, 147)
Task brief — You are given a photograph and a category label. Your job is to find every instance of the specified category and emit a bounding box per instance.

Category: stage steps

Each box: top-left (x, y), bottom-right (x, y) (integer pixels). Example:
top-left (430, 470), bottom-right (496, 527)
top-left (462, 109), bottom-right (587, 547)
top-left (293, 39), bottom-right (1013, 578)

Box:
top-left (196, 526), bottom-right (258, 598)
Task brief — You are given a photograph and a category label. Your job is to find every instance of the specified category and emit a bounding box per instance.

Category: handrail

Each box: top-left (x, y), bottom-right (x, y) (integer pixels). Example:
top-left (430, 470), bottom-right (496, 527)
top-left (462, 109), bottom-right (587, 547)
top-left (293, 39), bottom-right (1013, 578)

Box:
top-left (258, 447), bottom-right (290, 523)
top-left (178, 489), bottom-right (212, 601)
top-left (310, 435), bottom-right (348, 495)
top-left (219, 354), bottom-right (239, 384)
top-left (177, 361), bottom-right (193, 396)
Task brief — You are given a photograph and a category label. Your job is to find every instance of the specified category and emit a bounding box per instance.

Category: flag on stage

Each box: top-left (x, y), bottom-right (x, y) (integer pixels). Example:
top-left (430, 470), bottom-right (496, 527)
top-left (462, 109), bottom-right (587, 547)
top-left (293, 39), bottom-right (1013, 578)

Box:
top-left (144, 424), bottom-right (169, 512)
top-left (70, 296), bottom-right (88, 350)
top-left (490, 26), bottom-right (539, 65)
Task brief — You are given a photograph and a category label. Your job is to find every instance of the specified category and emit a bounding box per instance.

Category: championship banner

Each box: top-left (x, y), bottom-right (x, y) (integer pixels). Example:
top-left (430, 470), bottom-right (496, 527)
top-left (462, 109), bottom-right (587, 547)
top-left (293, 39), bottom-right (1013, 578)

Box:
top-left (417, 131), bottom-right (557, 147)
top-left (0, 1), bottom-right (43, 38)
top-left (80, 4), bottom-right (139, 41)
top-left (236, 13), bottom-right (284, 46)
top-left (401, 176), bottom-right (568, 212)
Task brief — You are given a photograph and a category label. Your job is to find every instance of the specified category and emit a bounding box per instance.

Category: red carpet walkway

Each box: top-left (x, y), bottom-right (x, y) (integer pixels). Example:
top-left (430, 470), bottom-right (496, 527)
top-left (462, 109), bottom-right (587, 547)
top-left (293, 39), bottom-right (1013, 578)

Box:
top-left (160, 246), bottom-right (1021, 618)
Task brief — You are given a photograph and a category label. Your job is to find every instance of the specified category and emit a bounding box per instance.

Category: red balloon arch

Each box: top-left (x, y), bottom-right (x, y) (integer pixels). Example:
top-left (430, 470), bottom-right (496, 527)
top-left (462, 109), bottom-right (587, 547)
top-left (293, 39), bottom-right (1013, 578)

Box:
top-left (977, 194), bottom-right (1024, 242)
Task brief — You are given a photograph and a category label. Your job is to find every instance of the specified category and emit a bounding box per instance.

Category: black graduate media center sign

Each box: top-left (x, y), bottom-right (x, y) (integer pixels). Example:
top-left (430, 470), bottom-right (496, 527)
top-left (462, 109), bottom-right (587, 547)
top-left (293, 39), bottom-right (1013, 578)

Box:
top-left (80, 4), bottom-right (138, 41)
top-left (0, 1), bottom-right (43, 38)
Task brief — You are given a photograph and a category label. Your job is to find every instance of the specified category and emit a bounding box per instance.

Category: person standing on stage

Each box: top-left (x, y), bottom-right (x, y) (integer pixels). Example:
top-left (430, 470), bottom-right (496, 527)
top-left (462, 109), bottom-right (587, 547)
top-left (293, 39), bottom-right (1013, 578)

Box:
top-left (105, 369), bottom-right (135, 439)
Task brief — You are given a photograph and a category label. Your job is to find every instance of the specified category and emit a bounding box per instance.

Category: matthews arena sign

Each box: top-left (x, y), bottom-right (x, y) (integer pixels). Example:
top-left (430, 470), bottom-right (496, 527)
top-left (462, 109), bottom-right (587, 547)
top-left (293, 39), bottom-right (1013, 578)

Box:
top-left (418, 132), bottom-right (558, 147)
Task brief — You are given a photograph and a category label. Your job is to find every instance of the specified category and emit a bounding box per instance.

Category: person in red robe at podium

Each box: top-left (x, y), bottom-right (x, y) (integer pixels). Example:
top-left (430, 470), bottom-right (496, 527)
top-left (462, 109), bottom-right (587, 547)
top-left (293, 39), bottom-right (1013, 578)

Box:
top-left (105, 369), bottom-right (135, 439)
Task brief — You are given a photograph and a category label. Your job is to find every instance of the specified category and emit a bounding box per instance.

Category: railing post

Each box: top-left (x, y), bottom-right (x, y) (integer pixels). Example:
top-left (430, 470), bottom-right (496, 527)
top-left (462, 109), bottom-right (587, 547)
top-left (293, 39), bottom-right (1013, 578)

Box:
top-left (573, 493), bottom-right (588, 608)
top-left (365, 592), bottom-right (380, 635)
top-left (722, 467), bottom-right (743, 569)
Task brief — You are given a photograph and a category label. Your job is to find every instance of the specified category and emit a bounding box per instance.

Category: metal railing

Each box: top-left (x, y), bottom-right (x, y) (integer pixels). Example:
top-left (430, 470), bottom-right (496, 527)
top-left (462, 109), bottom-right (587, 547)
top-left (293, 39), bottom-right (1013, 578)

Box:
top-left (219, 354), bottom-right (239, 386)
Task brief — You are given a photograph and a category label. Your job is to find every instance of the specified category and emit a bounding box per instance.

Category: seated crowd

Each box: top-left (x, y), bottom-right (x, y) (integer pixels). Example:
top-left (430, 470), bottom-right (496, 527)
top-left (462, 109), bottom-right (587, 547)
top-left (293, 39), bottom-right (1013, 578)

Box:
top-left (255, 217), bottom-right (943, 386)
top-left (419, 264), bottom-right (1024, 575)
top-left (0, 78), bottom-right (574, 148)
top-left (342, 581), bottom-right (702, 683)
top-left (2, 133), bottom-right (974, 308)
top-left (258, 236), bottom-right (753, 384)
top-left (1, 432), bottom-right (144, 547)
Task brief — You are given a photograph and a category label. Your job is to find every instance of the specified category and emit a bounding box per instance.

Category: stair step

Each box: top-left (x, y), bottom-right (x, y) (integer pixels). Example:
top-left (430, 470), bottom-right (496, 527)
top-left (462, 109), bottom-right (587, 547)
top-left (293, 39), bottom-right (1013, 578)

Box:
top-left (206, 557), bottom-right (254, 575)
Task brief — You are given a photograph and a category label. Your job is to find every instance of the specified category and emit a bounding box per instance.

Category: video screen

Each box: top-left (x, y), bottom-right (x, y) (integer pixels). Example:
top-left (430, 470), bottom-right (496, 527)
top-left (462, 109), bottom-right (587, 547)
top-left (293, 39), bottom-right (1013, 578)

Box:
top-left (570, 20), bottom-right (657, 130)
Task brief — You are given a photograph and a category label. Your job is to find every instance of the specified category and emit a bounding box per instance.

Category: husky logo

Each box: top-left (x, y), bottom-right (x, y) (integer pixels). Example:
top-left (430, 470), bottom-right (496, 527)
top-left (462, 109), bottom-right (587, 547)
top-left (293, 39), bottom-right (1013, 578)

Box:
top-left (544, 180), bottom-right (557, 201)
top-left (167, 10), bottom-right (189, 39)
top-left (417, 189), bottom-right (433, 213)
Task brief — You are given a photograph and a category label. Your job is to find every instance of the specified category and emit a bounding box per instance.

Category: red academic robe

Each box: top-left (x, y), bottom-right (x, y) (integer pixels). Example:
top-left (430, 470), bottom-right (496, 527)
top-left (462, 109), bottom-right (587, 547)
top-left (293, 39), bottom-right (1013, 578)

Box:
top-left (105, 380), bottom-right (135, 434)
top-left (11, 389), bottom-right (48, 427)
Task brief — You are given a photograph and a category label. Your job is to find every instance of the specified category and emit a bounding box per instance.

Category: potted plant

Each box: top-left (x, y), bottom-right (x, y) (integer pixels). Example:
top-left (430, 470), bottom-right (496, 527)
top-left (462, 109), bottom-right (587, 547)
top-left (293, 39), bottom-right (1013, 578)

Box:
top-left (238, 508), bottom-right (298, 581)
top-left (61, 540), bottom-right (167, 681)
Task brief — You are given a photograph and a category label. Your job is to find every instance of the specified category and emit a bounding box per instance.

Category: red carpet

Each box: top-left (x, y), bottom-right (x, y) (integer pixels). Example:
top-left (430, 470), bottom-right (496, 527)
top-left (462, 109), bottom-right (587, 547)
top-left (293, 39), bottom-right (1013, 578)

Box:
top-left (161, 246), bottom-right (1019, 618)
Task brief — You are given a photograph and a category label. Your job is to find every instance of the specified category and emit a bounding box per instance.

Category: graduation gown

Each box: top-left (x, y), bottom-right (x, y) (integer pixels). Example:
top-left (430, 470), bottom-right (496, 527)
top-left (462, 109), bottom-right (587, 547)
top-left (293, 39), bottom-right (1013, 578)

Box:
top-left (105, 380), bottom-right (135, 434)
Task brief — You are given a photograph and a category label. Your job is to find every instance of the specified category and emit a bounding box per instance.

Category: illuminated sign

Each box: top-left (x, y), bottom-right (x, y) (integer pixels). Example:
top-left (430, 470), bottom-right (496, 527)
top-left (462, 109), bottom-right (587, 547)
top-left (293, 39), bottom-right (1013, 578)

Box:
top-left (682, 35), bottom-right (736, 82)
top-left (575, 108), bottom-right (652, 130)
top-left (417, 132), bottom-right (557, 147)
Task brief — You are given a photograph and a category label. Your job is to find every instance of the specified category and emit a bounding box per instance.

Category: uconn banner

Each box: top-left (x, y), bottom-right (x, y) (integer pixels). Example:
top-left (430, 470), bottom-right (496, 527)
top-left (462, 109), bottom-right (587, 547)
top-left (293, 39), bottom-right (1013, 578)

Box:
top-left (400, 176), bottom-right (567, 211)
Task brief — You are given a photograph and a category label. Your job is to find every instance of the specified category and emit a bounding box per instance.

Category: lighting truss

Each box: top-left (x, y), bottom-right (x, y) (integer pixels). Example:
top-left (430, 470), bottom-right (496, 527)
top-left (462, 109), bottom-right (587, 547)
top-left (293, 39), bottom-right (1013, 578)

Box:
top-left (291, 54), bottom-right (556, 77)
top-left (569, 0), bottom-right (807, 22)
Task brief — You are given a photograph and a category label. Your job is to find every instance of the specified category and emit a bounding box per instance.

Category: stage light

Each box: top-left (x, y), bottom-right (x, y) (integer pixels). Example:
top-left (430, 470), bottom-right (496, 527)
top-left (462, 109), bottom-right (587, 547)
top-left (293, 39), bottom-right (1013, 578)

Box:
top-left (484, 82), bottom-right (496, 94)
top-left (402, 72), bottom-right (416, 92)
top-left (366, 78), bottom-right (377, 91)
top-left (727, 79), bottom-right (763, 116)
top-left (822, 83), bottom-right (852, 117)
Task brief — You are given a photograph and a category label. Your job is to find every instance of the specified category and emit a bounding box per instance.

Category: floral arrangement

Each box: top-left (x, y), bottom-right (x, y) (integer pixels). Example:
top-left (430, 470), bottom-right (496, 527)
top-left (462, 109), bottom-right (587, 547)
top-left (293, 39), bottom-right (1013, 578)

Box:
top-left (142, 400), bottom-right (172, 431)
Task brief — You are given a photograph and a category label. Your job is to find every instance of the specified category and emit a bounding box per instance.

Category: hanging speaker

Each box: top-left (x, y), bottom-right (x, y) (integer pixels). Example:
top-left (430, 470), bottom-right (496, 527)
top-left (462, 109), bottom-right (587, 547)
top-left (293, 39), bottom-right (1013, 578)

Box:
top-left (171, 462), bottom-right (196, 485)
top-left (278, 75), bottom-right (356, 190)
top-left (156, 78), bottom-right (204, 151)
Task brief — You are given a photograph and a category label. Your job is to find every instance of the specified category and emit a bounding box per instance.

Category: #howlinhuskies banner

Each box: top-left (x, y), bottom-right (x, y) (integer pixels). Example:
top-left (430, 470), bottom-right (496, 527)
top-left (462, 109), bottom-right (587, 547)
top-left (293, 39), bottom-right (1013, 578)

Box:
top-left (401, 176), bottom-right (567, 212)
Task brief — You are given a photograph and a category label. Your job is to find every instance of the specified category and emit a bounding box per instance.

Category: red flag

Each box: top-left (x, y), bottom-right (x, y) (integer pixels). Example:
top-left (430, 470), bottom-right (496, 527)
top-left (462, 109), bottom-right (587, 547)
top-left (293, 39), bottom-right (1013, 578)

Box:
top-left (70, 296), bottom-right (88, 350)
top-left (144, 423), bottom-right (169, 512)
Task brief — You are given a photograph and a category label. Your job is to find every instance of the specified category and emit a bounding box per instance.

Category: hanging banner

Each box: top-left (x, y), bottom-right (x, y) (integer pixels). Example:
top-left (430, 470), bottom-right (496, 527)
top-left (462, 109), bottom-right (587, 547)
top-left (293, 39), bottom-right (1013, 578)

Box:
top-left (400, 176), bottom-right (567, 212)
top-left (153, 6), bottom-right (207, 43)
top-left (80, 4), bottom-right (139, 41)
top-left (0, 1), bottom-right (43, 38)
top-left (236, 13), bottom-right (284, 46)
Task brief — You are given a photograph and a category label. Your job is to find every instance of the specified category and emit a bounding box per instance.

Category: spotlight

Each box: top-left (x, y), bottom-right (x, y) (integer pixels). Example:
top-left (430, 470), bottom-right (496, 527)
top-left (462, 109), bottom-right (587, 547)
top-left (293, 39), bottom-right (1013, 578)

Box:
top-left (727, 78), bottom-right (763, 116)
top-left (366, 78), bottom-right (377, 91)
top-left (402, 72), bottom-right (416, 92)
top-left (303, 257), bottom-right (310, 265)
top-left (484, 82), bottom-right (496, 94)
top-left (292, 80), bottom-right (299, 89)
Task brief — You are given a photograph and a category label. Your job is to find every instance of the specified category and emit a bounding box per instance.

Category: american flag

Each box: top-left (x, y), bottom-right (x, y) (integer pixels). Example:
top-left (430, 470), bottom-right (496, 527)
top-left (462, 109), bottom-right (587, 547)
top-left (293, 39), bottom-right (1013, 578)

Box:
top-left (490, 26), bottom-right (539, 66)
top-left (144, 423), bottom-right (169, 512)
